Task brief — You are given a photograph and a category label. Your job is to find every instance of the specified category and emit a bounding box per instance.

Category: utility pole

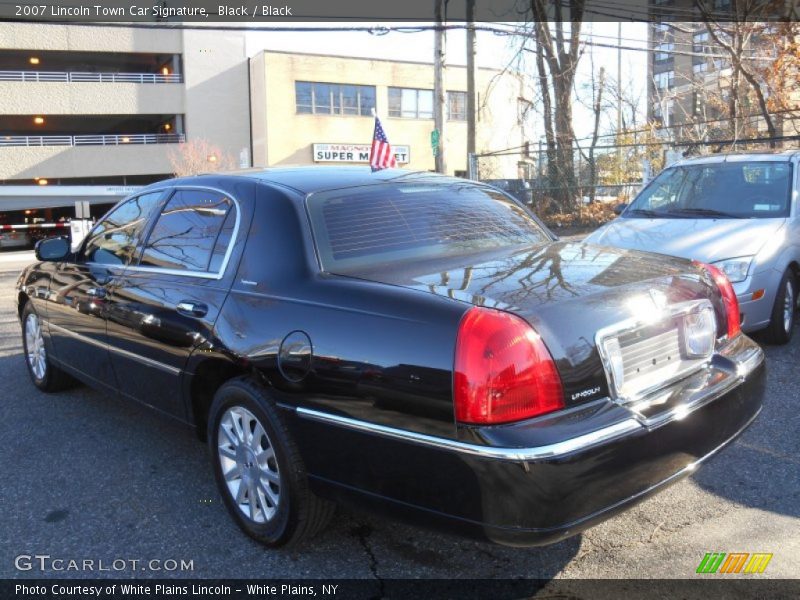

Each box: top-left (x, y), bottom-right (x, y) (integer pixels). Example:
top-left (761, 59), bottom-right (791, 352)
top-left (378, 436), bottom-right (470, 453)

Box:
top-left (466, 0), bottom-right (477, 175)
top-left (433, 0), bottom-right (447, 174)
top-left (616, 21), bottom-right (622, 186)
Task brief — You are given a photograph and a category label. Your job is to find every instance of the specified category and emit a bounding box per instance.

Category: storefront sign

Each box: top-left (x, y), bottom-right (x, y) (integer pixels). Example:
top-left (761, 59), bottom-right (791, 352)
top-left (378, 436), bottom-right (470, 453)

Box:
top-left (313, 143), bottom-right (410, 164)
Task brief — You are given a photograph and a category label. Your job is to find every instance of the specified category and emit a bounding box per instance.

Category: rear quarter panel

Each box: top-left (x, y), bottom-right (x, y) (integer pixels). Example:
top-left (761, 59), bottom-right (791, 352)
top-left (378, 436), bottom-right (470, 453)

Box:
top-left (213, 183), bottom-right (469, 440)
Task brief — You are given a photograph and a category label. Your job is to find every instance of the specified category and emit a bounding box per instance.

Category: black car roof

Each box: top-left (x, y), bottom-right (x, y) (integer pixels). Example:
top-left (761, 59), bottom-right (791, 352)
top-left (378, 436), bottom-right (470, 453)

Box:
top-left (165, 167), bottom-right (472, 195)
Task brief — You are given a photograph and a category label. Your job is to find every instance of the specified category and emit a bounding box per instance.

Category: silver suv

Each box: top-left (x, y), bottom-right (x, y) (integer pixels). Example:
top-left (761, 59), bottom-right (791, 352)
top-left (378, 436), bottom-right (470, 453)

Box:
top-left (585, 151), bottom-right (799, 344)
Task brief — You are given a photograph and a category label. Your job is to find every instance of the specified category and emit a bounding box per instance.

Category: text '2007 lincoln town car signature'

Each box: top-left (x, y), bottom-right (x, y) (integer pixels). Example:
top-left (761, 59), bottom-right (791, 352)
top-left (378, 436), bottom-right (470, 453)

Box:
top-left (16, 167), bottom-right (765, 547)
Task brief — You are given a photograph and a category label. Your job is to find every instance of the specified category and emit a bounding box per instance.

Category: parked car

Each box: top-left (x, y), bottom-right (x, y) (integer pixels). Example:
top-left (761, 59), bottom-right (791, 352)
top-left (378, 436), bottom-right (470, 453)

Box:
top-left (0, 229), bottom-right (33, 250)
top-left (587, 152), bottom-right (800, 344)
top-left (581, 184), bottom-right (640, 205)
top-left (483, 178), bottom-right (532, 204)
top-left (17, 167), bottom-right (764, 548)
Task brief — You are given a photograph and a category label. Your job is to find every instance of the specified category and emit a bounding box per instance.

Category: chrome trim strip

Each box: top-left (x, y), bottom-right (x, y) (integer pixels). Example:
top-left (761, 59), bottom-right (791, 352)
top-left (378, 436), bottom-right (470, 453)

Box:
top-left (733, 344), bottom-right (765, 379)
top-left (47, 322), bottom-right (106, 351)
top-left (47, 322), bottom-right (180, 376)
top-left (295, 340), bottom-right (763, 462)
top-left (106, 341), bottom-right (181, 376)
top-left (295, 407), bottom-right (643, 462)
top-left (630, 367), bottom-right (741, 429)
top-left (121, 265), bottom-right (225, 280)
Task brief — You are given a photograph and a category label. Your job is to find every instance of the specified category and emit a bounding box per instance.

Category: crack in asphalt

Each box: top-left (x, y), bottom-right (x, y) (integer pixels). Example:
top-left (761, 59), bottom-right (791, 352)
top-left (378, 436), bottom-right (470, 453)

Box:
top-left (351, 523), bottom-right (385, 599)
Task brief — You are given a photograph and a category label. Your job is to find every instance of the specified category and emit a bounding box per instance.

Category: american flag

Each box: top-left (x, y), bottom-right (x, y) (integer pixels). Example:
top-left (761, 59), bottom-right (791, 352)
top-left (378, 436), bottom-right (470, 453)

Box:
top-left (369, 116), bottom-right (397, 171)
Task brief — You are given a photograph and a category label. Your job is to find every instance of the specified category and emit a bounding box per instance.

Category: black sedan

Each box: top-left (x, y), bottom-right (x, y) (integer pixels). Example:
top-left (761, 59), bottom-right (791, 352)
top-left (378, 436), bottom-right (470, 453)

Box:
top-left (16, 168), bottom-right (765, 548)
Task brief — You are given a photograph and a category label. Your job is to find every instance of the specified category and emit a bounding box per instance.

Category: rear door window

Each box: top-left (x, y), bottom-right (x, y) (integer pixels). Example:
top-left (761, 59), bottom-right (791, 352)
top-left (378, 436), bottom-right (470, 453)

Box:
top-left (139, 190), bottom-right (234, 273)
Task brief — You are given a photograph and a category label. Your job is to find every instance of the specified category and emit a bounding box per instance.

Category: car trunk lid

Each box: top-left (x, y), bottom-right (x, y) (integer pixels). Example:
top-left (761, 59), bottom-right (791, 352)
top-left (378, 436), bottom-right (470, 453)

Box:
top-left (347, 241), bottom-right (724, 408)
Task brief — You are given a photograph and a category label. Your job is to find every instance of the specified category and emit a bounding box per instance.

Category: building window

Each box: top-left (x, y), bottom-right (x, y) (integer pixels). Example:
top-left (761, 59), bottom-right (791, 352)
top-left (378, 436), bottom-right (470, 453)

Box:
top-left (693, 30), bottom-right (710, 53)
top-left (693, 61), bottom-right (709, 74)
top-left (654, 70), bottom-right (674, 90)
top-left (655, 42), bottom-right (674, 62)
top-left (692, 91), bottom-right (705, 116)
top-left (388, 87), bottom-right (434, 119)
top-left (447, 91), bottom-right (467, 120)
top-left (653, 103), bottom-right (663, 120)
top-left (664, 100), bottom-right (675, 126)
top-left (295, 81), bottom-right (376, 116)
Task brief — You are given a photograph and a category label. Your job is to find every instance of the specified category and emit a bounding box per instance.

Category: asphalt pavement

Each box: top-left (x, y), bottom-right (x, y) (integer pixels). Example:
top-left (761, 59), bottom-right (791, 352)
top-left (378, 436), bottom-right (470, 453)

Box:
top-left (0, 250), bottom-right (798, 581)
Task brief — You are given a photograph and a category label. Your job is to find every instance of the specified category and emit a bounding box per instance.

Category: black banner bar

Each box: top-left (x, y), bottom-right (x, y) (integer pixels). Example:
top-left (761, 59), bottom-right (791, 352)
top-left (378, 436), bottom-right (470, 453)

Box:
top-left (4, 579), bottom-right (800, 600)
top-left (0, 0), bottom-right (798, 23)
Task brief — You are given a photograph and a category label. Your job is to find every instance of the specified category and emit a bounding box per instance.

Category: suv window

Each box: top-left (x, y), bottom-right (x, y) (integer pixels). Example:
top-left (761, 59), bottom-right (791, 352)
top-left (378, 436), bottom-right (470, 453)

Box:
top-left (139, 189), bottom-right (234, 273)
top-left (83, 192), bottom-right (164, 265)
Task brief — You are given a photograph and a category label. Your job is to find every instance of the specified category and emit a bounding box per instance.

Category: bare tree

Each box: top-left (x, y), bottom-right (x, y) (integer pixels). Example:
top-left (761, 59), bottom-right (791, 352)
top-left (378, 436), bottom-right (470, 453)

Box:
top-left (586, 66), bottom-right (605, 203)
top-left (693, 0), bottom-right (800, 145)
top-left (574, 49), bottom-right (607, 203)
top-left (530, 0), bottom-right (586, 211)
top-left (168, 138), bottom-right (236, 177)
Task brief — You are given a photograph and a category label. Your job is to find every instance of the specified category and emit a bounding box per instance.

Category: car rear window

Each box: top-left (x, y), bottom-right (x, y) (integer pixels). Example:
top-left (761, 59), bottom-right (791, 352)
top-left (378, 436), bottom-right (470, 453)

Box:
top-left (306, 182), bottom-right (549, 272)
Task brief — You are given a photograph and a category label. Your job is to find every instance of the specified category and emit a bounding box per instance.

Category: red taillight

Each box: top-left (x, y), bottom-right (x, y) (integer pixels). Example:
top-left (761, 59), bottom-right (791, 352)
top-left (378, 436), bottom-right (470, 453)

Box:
top-left (696, 262), bottom-right (741, 339)
top-left (454, 307), bottom-right (564, 425)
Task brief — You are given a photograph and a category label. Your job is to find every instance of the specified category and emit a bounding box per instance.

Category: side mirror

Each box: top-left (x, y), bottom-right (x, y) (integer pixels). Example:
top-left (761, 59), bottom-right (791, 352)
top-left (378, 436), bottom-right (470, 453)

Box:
top-left (35, 236), bottom-right (70, 262)
top-left (613, 203), bottom-right (628, 216)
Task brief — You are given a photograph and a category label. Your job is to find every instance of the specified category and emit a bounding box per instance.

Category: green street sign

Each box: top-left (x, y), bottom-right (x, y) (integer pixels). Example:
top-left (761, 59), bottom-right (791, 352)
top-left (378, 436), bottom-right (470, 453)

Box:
top-left (431, 129), bottom-right (440, 156)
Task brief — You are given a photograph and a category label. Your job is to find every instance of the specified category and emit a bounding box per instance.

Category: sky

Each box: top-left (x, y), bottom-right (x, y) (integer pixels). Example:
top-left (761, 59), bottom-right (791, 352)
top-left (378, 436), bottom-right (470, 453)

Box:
top-left (246, 22), bottom-right (649, 144)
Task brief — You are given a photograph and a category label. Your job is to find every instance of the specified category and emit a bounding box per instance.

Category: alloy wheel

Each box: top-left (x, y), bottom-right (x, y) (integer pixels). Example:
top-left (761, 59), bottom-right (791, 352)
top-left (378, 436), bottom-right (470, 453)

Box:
top-left (25, 313), bottom-right (46, 381)
top-left (217, 406), bottom-right (281, 524)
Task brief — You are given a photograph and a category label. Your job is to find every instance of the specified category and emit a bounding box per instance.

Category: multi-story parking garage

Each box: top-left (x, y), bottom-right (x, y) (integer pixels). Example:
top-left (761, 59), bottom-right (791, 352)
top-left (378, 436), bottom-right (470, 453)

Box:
top-left (0, 23), bottom-right (535, 247)
top-left (0, 22), bottom-right (251, 239)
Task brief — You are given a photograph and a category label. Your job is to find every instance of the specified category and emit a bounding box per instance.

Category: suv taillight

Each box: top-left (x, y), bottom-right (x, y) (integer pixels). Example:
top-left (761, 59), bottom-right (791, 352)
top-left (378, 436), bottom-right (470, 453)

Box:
top-left (697, 262), bottom-right (741, 339)
top-left (454, 307), bottom-right (564, 425)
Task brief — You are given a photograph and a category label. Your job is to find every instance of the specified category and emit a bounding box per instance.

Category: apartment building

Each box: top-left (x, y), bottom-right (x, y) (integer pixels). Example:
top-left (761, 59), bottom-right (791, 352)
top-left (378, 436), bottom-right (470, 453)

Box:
top-left (647, 1), bottom-right (797, 139)
top-left (249, 50), bottom-right (532, 178)
top-left (0, 22), bottom-right (250, 220)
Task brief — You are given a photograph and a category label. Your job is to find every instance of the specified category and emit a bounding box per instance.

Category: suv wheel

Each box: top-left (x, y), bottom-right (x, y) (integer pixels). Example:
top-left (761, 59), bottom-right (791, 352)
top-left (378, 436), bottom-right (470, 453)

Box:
top-left (208, 377), bottom-right (334, 547)
top-left (762, 269), bottom-right (796, 345)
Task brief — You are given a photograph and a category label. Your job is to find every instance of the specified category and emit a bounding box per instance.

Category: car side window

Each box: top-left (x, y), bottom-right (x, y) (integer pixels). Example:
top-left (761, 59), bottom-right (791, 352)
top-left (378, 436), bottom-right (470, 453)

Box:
top-left (139, 189), bottom-right (234, 273)
top-left (82, 192), bottom-right (164, 265)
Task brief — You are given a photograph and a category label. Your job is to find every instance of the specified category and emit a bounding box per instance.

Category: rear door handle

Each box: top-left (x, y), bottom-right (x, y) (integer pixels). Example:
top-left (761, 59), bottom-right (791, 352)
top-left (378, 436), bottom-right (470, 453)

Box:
top-left (176, 301), bottom-right (208, 318)
top-left (87, 287), bottom-right (106, 299)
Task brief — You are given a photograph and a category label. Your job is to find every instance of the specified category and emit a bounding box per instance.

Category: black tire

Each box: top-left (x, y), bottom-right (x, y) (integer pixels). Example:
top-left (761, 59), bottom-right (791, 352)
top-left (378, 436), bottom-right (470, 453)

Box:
top-left (20, 301), bottom-right (77, 392)
top-left (208, 376), bottom-right (334, 548)
top-left (762, 269), bottom-right (796, 345)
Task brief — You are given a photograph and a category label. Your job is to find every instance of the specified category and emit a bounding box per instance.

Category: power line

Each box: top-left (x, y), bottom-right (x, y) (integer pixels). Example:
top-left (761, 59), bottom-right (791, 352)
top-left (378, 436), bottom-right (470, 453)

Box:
top-left (579, 0), bottom-right (786, 23)
top-left (4, 18), bottom-right (781, 61)
top-left (478, 132), bottom-right (800, 157)
top-left (479, 106), bottom-right (800, 157)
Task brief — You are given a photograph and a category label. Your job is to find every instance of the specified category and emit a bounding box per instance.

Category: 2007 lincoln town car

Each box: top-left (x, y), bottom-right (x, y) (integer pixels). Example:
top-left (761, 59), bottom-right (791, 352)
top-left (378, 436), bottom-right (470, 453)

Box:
top-left (16, 168), bottom-right (765, 547)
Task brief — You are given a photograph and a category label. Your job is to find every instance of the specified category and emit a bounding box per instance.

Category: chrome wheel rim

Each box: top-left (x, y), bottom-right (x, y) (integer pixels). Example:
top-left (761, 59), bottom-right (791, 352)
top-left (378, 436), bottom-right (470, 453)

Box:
top-left (25, 313), bottom-right (46, 381)
top-left (217, 406), bottom-right (281, 524)
top-left (784, 282), bottom-right (795, 333)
